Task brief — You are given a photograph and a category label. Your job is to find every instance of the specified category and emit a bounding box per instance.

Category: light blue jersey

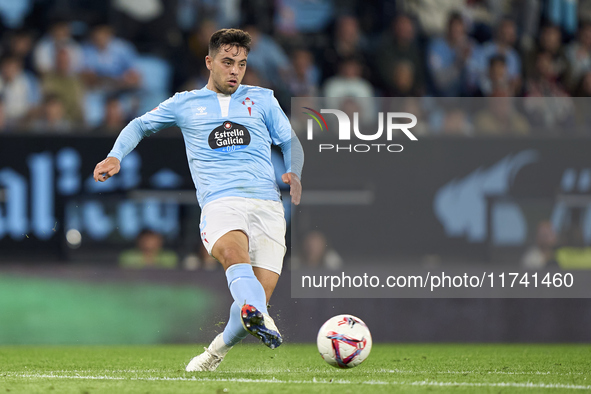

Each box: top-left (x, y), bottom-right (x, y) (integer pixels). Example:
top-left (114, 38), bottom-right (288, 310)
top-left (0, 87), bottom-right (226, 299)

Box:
top-left (108, 85), bottom-right (303, 207)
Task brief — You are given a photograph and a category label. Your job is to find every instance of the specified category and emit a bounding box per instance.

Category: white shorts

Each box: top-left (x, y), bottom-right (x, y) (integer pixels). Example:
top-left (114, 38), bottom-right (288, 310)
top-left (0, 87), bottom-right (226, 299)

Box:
top-left (199, 197), bottom-right (287, 275)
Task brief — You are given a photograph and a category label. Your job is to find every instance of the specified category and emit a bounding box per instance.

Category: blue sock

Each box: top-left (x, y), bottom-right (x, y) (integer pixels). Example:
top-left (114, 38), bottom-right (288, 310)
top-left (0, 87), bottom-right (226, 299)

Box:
top-left (222, 302), bottom-right (249, 346)
top-left (225, 263), bottom-right (268, 314)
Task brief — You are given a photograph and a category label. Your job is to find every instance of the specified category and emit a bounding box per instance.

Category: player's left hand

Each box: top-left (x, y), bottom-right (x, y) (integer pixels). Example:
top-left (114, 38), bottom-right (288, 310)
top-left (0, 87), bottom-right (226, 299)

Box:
top-left (282, 172), bottom-right (302, 205)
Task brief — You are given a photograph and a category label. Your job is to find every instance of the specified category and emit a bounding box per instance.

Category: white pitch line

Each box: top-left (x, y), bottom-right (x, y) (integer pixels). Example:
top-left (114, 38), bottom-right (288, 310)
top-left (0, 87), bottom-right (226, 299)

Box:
top-left (376, 368), bottom-right (588, 376)
top-left (1, 373), bottom-right (590, 390)
top-left (4, 368), bottom-right (588, 377)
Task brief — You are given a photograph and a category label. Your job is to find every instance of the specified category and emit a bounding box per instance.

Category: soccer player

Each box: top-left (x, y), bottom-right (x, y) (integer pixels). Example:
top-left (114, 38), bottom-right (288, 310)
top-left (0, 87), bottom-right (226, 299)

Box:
top-left (93, 28), bottom-right (304, 371)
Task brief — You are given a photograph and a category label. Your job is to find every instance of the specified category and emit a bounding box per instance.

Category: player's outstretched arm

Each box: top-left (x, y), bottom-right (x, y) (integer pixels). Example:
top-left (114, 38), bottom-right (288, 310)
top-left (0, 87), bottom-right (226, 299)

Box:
top-left (282, 172), bottom-right (302, 205)
top-left (92, 94), bottom-right (178, 183)
top-left (93, 156), bottom-right (120, 182)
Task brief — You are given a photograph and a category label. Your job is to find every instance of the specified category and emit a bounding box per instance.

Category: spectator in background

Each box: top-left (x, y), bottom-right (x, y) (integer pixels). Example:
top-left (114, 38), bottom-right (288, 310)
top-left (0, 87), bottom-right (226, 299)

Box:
top-left (580, 1), bottom-right (591, 27)
top-left (97, 96), bottom-right (127, 134)
top-left (426, 99), bottom-right (474, 135)
top-left (554, 209), bottom-right (591, 269)
top-left (544, 0), bottom-right (578, 39)
top-left (241, 68), bottom-right (268, 88)
top-left (0, 100), bottom-right (6, 132)
top-left (42, 47), bottom-right (84, 125)
top-left (0, 0), bottom-right (33, 30)
top-left (321, 15), bottom-right (368, 80)
top-left (33, 19), bottom-right (83, 75)
top-left (574, 70), bottom-right (591, 97)
top-left (338, 96), bottom-right (363, 122)
top-left (182, 242), bottom-right (218, 271)
top-left (573, 72), bottom-right (591, 135)
top-left (29, 94), bottom-right (71, 133)
top-left (461, 0), bottom-right (505, 42)
top-left (187, 19), bottom-right (218, 63)
top-left (525, 51), bottom-right (571, 98)
top-left (376, 14), bottom-right (424, 96)
top-left (291, 230), bottom-right (343, 270)
top-left (274, 0), bottom-right (334, 37)
top-left (323, 56), bottom-right (375, 124)
top-left (427, 12), bottom-right (477, 96)
top-left (182, 19), bottom-right (217, 83)
top-left (510, 0), bottom-right (542, 52)
top-left (474, 94), bottom-right (530, 135)
top-left (386, 60), bottom-right (422, 96)
top-left (521, 220), bottom-right (558, 270)
top-left (441, 107), bottom-right (473, 136)
top-left (81, 24), bottom-right (141, 92)
top-left (119, 229), bottom-right (178, 269)
top-left (397, 0), bottom-right (464, 37)
top-left (0, 54), bottom-right (40, 127)
top-left (111, 0), bottom-right (178, 55)
top-left (180, 66), bottom-right (210, 92)
top-left (566, 21), bottom-right (591, 91)
top-left (400, 97), bottom-right (428, 136)
top-left (180, 20), bottom-right (216, 91)
top-left (323, 57), bottom-right (374, 96)
top-left (473, 18), bottom-right (521, 95)
top-left (8, 29), bottom-right (35, 73)
top-left (524, 51), bottom-right (575, 133)
top-left (476, 55), bottom-right (515, 97)
top-left (287, 48), bottom-right (319, 97)
top-left (243, 24), bottom-right (290, 91)
top-left (525, 24), bottom-right (570, 87)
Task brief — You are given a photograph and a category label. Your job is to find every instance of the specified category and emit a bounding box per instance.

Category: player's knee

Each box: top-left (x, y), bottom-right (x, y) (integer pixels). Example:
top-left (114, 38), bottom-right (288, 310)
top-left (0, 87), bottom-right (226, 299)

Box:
top-left (219, 246), bottom-right (249, 267)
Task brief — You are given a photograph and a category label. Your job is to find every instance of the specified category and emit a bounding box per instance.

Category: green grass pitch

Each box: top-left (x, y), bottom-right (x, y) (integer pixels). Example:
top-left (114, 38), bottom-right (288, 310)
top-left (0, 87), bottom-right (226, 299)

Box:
top-left (1, 344), bottom-right (590, 393)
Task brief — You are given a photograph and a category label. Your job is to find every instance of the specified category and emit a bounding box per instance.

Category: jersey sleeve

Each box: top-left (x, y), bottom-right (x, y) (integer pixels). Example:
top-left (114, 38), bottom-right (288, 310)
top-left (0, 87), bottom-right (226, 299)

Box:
top-left (263, 92), bottom-right (304, 179)
top-left (138, 93), bottom-right (178, 133)
top-left (264, 92), bottom-right (292, 145)
top-left (107, 94), bottom-right (178, 161)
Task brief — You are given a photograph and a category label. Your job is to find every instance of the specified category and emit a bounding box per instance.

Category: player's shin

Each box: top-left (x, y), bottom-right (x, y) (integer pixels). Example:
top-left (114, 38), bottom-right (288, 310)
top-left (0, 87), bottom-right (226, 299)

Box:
top-left (225, 263), bottom-right (268, 314)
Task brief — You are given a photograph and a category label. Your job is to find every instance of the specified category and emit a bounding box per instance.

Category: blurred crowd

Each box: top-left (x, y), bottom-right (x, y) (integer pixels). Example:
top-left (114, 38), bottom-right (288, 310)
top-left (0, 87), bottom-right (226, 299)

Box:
top-left (2, 0), bottom-right (591, 135)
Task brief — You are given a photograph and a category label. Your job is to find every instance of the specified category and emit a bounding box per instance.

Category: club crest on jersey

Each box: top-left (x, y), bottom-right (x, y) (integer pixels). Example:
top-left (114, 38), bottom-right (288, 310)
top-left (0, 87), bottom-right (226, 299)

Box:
top-left (208, 121), bottom-right (251, 152)
top-left (242, 97), bottom-right (255, 116)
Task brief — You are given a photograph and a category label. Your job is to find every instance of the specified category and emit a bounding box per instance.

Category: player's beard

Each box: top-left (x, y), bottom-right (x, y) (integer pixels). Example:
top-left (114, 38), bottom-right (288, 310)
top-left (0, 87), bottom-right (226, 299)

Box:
top-left (223, 83), bottom-right (239, 95)
top-left (214, 76), bottom-right (239, 95)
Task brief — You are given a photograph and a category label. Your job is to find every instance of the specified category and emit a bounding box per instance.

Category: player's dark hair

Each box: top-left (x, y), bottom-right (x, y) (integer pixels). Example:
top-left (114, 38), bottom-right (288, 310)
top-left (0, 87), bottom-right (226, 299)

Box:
top-left (208, 28), bottom-right (251, 57)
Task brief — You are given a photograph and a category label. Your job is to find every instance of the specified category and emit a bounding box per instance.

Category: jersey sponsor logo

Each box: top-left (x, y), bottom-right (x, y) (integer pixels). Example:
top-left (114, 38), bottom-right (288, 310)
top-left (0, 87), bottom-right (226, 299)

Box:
top-left (195, 106), bottom-right (208, 116)
top-left (242, 97), bottom-right (255, 116)
top-left (208, 121), bottom-right (251, 152)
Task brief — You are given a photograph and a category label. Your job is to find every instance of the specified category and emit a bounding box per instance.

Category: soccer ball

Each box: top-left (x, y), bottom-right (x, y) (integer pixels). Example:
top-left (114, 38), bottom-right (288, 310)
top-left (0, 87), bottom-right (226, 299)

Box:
top-left (317, 314), bottom-right (372, 368)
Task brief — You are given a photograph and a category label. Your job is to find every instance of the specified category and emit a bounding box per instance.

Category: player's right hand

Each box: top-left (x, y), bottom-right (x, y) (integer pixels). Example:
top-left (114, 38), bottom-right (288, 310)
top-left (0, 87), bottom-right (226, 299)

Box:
top-left (281, 172), bottom-right (302, 205)
top-left (93, 156), bottom-right (121, 182)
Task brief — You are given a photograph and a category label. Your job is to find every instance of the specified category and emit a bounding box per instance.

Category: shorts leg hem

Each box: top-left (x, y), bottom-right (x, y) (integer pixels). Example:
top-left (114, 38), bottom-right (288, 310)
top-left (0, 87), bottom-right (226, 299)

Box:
top-left (204, 227), bottom-right (249, 256)
top-left (250, 263), bottom-right (283, 276)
